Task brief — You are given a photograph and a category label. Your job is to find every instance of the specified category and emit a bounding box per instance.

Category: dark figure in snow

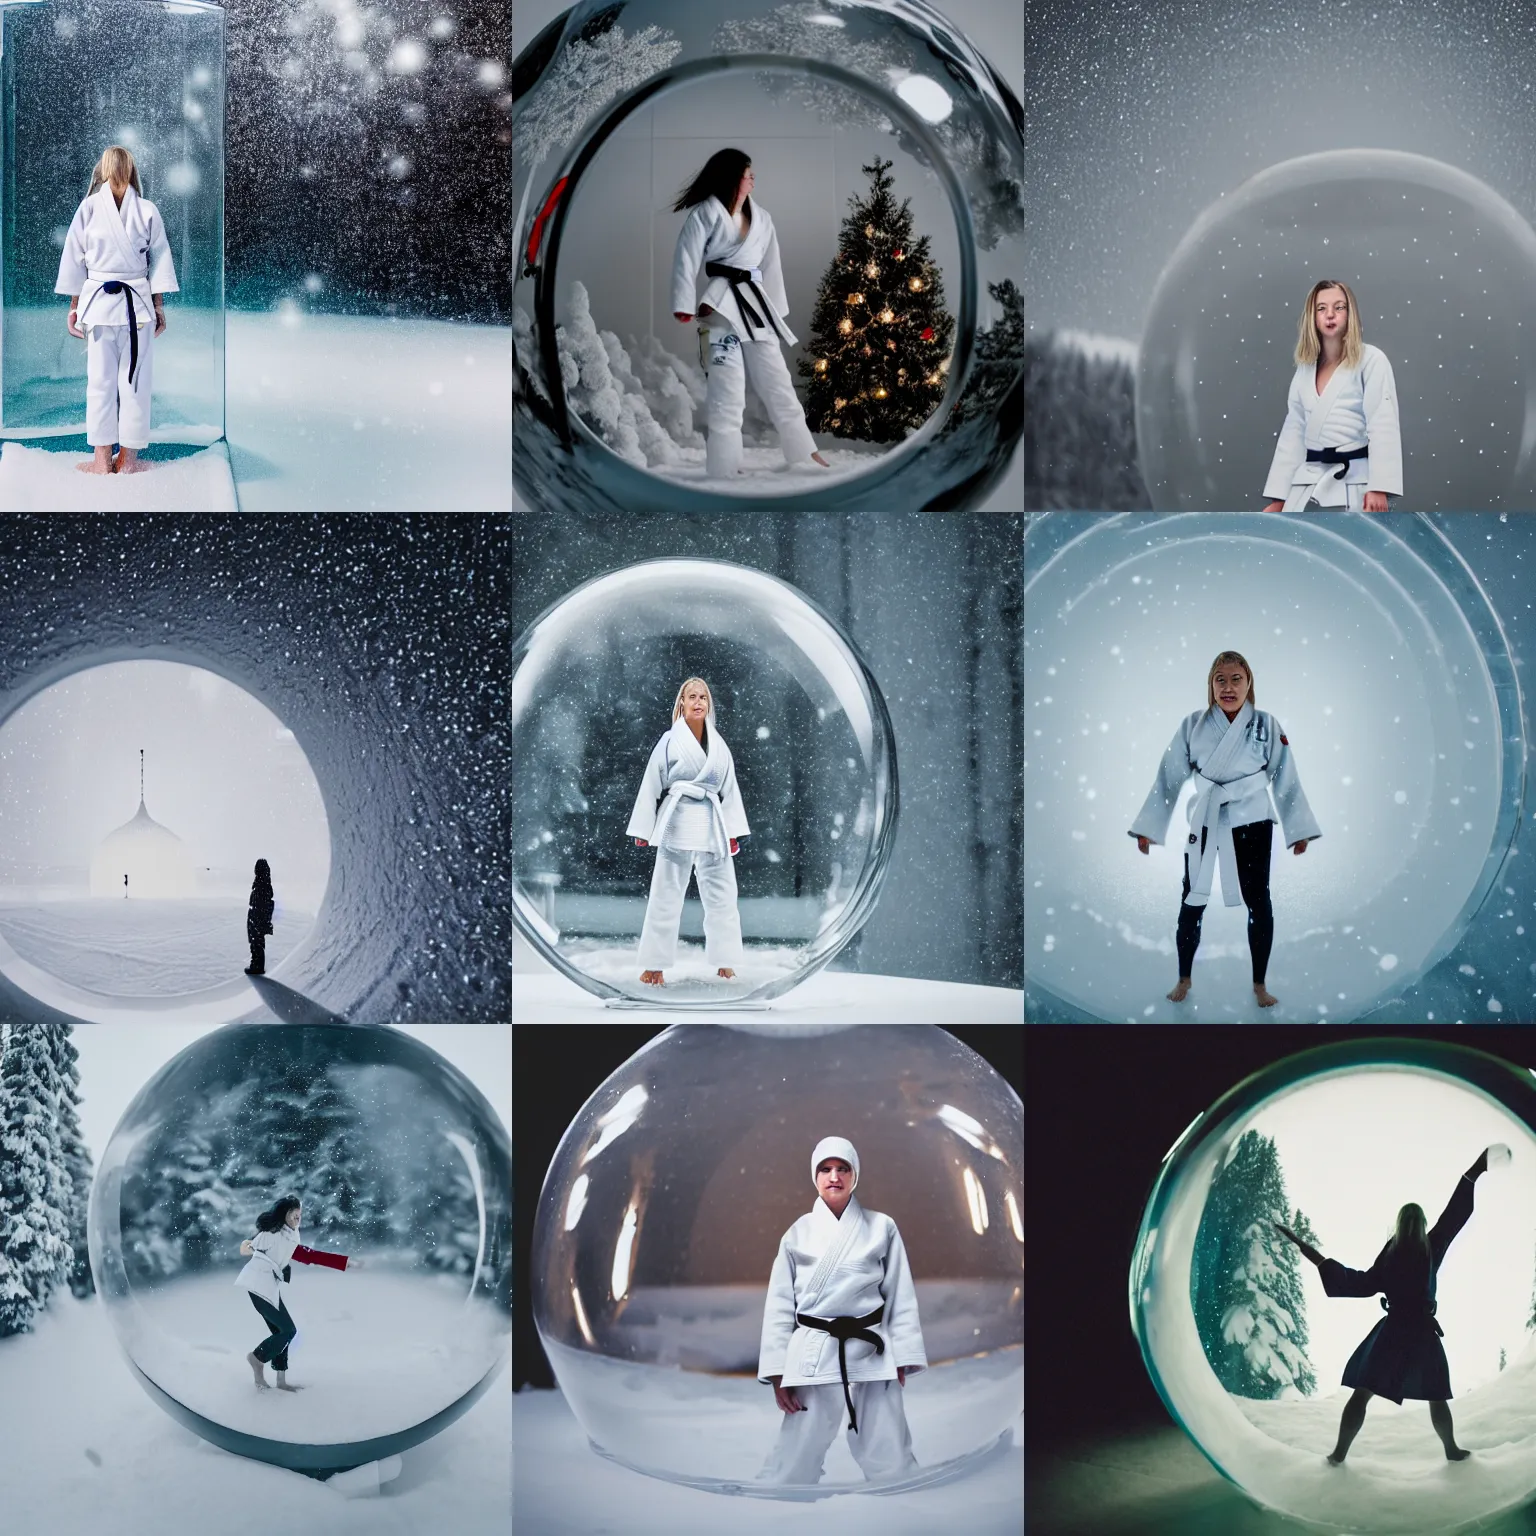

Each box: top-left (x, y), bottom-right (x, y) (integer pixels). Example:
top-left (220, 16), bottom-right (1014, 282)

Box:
top-left (1274, 1145), bottom-right (1504, 1465)
top-left (123, 873), bottom-right (128, 899)
top-left (235, 1195), bottom-right (359, 1391)
top-left (245, 858), bottom-right (274, 975)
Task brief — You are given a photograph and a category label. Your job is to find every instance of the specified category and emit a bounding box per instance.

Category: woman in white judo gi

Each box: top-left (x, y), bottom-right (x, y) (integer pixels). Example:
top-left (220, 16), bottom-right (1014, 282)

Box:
top-left (628, 677), bottom-right (750, 986)
top-left (1129, 651), bottom-right (1322, 1010)
top-left (1261, 279), bottom-right (1401, 511)
top-left (56, 145), bottom-right (179, 476)
top-left (235, 1195), bottom-right (358, 1391)
top-left (756, 1137), bottom-right (926, 1486)
top-left (670, 149), bottom-right (831, 479)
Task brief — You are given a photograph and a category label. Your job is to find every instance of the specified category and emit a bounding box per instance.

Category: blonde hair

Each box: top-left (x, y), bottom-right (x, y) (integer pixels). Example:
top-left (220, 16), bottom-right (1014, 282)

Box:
top-left (671, 676), bottom-right (713, 722)
top-left (1294, 279), bottom-right (1363, 370)
top-left (1388, 1202), bottom-right (1430, 1260)
top-left (87, 145), bottom-right (142, 200)
top-left (1206, 651), bottom-right (1255, 710)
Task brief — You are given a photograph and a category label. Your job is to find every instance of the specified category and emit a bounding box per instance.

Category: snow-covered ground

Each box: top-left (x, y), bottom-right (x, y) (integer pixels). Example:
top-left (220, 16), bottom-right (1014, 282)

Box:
top-left (0, 900), bottom-right (314, 995)
top-left (0, 1288), bottom-right (510, 1536)
top-left (0, 442), bottom-right (239, 510)
top-left (645, 441), bottom-right (891, 495)
top-left (514, 1384), bottom-right (1022, 1534)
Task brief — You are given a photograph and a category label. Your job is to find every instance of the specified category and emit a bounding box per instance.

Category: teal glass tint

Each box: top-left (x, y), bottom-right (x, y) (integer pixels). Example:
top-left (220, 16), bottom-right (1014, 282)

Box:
top-left (0, 0), bottom-right (224, 442)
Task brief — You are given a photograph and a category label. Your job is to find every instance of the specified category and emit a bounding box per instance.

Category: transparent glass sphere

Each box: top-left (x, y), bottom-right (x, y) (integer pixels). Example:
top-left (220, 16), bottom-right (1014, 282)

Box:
top-left (1023, 512), bottom-right (1522, 1024)
top-left (530, 1024), bottom-right (1022, 1494)
top-left (87, 1024), bottom-right (511, 1474)
top-left (1136, 150), bottom-right (1536, 510)
top-left (1131, 1038), bottom-right (1536, 1533)
top-left (512, 0), bottom-right (1024, 512)
top-left (512, 559), bottom-right (899, 1007)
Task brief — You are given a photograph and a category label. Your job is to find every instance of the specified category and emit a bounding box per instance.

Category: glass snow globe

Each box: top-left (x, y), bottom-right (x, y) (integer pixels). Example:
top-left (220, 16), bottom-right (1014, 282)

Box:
top-left (1136, 150), bottom-right (1536, 510)
top-left (511, 558), bottom-right (899, 1007)
top-left (0, 0), bottom-right (225, 443)
top-left (87, 1023), bottom-right (511, 1475)
top-left (512, 0), bottom-right (1024, 512)
top-left (530, 1024), bottom-right (1022, 1495)
top-left (1132, 1037), bottom-right (1536, 1534)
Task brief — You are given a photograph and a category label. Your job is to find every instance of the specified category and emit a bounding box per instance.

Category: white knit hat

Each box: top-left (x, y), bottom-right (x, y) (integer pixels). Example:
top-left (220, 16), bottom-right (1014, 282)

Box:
top-left (810, 1136), bottom-right (860, 1192)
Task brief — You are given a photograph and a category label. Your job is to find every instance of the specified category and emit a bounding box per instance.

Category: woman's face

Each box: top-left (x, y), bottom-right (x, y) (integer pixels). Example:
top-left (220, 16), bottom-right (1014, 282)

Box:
top-left (736, 165), bottom-right (755, 204)
top-left (1212, 664), bottom-right (1250, 712)
top-left (1314, 286), bottom-right (1348, 343)
top-left (816, 1159), bottom-right (854, 1210)
top-left (285, 1204), bottom-right (302, 1230)
top-left (682, 683), bottom-right (711, 722)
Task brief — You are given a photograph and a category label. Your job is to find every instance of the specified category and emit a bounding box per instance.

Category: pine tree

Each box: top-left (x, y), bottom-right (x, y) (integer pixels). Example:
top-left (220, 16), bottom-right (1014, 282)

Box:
top-left (797, 158), bottom-right (955, 444)
top-left (51, 1026), bottom-right (95, 1299)
top-left (0, 1026), bottom-right (72, 1334)
top-left (1500, 1346), bottom-right (1508, 1372)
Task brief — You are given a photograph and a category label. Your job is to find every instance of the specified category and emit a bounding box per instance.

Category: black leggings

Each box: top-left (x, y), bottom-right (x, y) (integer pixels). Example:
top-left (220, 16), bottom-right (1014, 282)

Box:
top-left (249, 1292), bottom-right (296, 1372)
top-left (247, 922), bottom-right (266, 973)
top-left (1176, 820), bottom-right (1274, 985)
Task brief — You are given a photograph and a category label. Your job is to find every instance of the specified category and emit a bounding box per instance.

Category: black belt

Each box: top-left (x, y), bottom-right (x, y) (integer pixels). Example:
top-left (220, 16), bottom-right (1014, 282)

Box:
top-left (1380, 1296), bottom-right (1443, 1336)
top-left (100, 281), bottom-right (143, 391)
top-left (1305, 443), bottom-right (1368, 483)
top-left (795, 1305), bottom-right (884, 1432)
top-left (704, 260), bottom-right (780, 341)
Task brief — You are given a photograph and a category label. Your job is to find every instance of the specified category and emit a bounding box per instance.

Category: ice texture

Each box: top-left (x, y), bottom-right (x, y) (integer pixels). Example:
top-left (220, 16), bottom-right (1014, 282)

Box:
top-left (0, 516), bottom-right (509, 1023)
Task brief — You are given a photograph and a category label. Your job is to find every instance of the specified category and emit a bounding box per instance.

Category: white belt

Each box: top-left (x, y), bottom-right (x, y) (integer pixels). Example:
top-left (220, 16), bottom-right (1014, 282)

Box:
top-left (1184, 770), bottom-right (1269, 907)
top-left (652, 780), bottom-right (728, 857)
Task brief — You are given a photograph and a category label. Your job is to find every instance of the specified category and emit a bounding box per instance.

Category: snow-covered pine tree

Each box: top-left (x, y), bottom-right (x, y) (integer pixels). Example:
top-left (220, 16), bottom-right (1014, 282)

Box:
top-left (1500, 1346), bottom-right (1508, 1372)
top-left (0, 1025), bottom-right (72, 1334)
top-left (1190, 1130), bottom-right (1318, 1398)
top-left (797, 158), bottom-right (955, 444)
top-left (50, 1026), bottom-right (95, 1299)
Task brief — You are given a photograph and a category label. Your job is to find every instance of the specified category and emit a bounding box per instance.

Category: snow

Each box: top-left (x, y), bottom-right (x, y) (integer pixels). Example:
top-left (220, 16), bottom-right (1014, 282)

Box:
top-left (0, 1288), bottom-right (510, 1536)
top-left (0, 442), bottom-right (239, 511)
top-left (514, 1384), bottom-right (1021, 1533)
top-left (0, 901), bottom-right (315, 996)
top-left (1053, 329), bottom-right (1139, 366)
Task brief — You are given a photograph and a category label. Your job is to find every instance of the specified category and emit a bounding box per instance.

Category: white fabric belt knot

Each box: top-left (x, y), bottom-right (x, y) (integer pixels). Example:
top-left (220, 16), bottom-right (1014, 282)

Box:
top-left (1184, 769), bottom-right (1269, 908)
top-left (653, 780), bottom-right (729, 857)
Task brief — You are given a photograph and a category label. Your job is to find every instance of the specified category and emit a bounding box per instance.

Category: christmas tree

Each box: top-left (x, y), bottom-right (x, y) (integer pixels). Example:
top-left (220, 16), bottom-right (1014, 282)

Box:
top-left (798, 158), bottom-right (955, 443)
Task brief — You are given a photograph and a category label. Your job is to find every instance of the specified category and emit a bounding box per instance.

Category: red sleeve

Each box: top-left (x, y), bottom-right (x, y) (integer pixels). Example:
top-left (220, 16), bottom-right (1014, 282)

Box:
top-left (291, 1244), bottom-right (348, 1271)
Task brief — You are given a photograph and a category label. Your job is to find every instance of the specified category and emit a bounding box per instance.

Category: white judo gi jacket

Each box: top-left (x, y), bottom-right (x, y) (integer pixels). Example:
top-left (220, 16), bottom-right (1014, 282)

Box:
top-left (55, 183), bottom-right (179, 333)
top-left (758, 1196), bottom-right (928, 1389)
top-left (1263, 344), bottom-right (1403, 508)
top-left (233, 1226), bottom-right (349, 1307)
top-left (671, 196), bottom-right (797, 347)
top-left (1128, 701), bottom-right (1322, 908)
top-left (627, 714), bottom-right (750, 858)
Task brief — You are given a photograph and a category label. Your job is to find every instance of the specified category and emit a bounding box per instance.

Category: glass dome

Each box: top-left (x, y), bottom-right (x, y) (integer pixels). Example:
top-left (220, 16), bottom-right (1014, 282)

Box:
top-left (1023, 512), bottom-right (1524, 1024)
top-left (512, 558), bottom-right (899, 1007)
top-left (87, 1023), bottom-right (511, 1475)
top-left (512, 0), bottom-right (1024, 512)
top-left (1131, 1037), bottom-right (1536, 1533)
top-left (530, 1024), bottom-right (1022, 1495)
top-left (1136, 150), bottom-right (1536, 511)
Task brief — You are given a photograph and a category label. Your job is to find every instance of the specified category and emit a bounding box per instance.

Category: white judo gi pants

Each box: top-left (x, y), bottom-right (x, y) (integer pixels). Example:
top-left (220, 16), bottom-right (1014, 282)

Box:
top-left (756, 1381), bottom-right (918, 1485)
top-left (704, 325), bottom-right (816, 478)
top-left (1281, 478), bottom-right (1367, 510)
top-left (86, 323), bottom-right (153, 449)
top-left (637, 846), bottom-right (744, 970)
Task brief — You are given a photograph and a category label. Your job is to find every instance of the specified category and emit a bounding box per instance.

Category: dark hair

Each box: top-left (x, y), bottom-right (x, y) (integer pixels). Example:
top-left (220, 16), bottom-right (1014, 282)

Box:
top-left (254, 1195), bottom-right (301, 1233)
top-left (672, 149), bottom-right (751, 214)
top-left (252, 859), bottom-right (272, 888)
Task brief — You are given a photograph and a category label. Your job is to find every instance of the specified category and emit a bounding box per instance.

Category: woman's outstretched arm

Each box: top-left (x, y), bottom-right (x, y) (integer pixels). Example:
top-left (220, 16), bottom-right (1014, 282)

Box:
top-left (1272, 1222), bottom-right (1324, 1267)
top-left (1428, 1149), bottom-right (1491, 1263)
top-left (291, 1243), bottom-right (352, 1272)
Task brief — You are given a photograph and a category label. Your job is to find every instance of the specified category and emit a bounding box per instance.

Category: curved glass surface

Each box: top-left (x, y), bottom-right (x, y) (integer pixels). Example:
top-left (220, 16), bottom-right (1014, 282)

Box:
top-left (87, 1023), bottom-right (511, 1474)
top-left (1023, 513), bottom-right (1524, 1024)
top-left (512, 0), bottom-right (1023, 513)
top-left (512, 559), bottom-right (899, 1007)
top-left (1131, 1037), bottom-right (1536, 1534)
top-left (530, 1023), bottom-right (1022, 1495)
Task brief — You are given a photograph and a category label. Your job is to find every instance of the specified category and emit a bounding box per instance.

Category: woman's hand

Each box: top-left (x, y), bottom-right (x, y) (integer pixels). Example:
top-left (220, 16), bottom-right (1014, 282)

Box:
top-left (1261, 501), bottom-right (1285, 513)
top-left (897, 1366), bottom-right (907, 1387)
top-left (67, 308), bottom-right (84, 340)
top-left (1135, 836), bottom-right (1151, 855)
top-left (1362, 491), bottom-right (1389, 512)
top-left (771, 1377), bottom-right (804, 1414)
top-left (673, 311), bottom-right (693, 324)
top-left (153, 302), bottom-right (166, 338)
top-left (635, 837), bottom-right (648, 848)
top-left (240, 1239), bottom-right (254, 1256)
top-left (1292, 840), bottom-right (1309, 855)
top-left (698, 303), bottom-right (714, 317)
top-left (349, 1257), bottom-right (363, 1271)
top-left (1273, 1221), bottom-right (1324, 1266)
top-left (729, 837), bottom-right (740, 855)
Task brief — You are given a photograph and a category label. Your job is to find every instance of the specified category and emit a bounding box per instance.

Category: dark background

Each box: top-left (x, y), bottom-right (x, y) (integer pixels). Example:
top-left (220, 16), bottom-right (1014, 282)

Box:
top-left (1024, 1024), bottom-right (1536, 1454)
top-left (512, 513), bottom-right (1023, 993)
top-left (514, 1023), bottom-right (1024, 1391)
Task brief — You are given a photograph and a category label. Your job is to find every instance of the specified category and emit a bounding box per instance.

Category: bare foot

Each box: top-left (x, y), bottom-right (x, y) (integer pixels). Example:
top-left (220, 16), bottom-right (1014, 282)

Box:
top-left (810, 451), bottom-right (831, 467)
top-left (247, 1351), bottom-right (270, 1390)
top-left (114, 448), bottom-right (149, 474)
top-left (640, 970), bottom-right (664, 986)
top-left (1253, 984), bottom-right (1278, 1008)
top-left (1446, 1446), bottom-right (1471, 1461)
top-left (275, 1377), bottom-right (303, 1392)
top-left (1166, 977), bottom-right (1192, 1002)
top-left (717, 968), bottom-right (735, 979)
top-left (77, 451), bottom-right (113, 474)
top-left (1326, 1451), bottom-right (1345, 1465)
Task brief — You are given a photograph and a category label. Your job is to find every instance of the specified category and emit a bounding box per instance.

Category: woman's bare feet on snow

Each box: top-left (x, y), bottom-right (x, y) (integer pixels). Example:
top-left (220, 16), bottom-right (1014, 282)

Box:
top-left (640, 970), bottom-right (664, 985)
top-left (247, 1351), bottom-right (270, 1390)
top-left (77, 447), bottom-right (114, 474)
top-left (113, 448), bottom-right (149, 474)
top-left (810, 451), bottom-right (830, 467)
top-left (717, 968), bottom-right (735, 979)
top-left (1166, 977), bottom-right (1192, 1002)
top-left (275, 1374), bottom-right (303, 1392)
top-left (1253, 984), bottom-right (1278, 1008)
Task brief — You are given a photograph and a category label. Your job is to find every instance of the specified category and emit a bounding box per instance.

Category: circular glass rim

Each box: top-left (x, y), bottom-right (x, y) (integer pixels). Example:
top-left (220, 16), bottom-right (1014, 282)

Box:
top-left (1128, 1035), bottom-right (1536, 1527)
top-left (515, 49), bottom-right (979, 511)
top-left (1023, 511), bottom-right (1527, 1025)
top-left (510, 558), bottom-right (902, 1007)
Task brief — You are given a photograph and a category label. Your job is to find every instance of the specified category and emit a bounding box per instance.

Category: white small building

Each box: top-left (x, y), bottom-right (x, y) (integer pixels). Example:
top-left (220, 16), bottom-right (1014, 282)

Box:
top-left (89, 798), bottom-right (196, 899)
